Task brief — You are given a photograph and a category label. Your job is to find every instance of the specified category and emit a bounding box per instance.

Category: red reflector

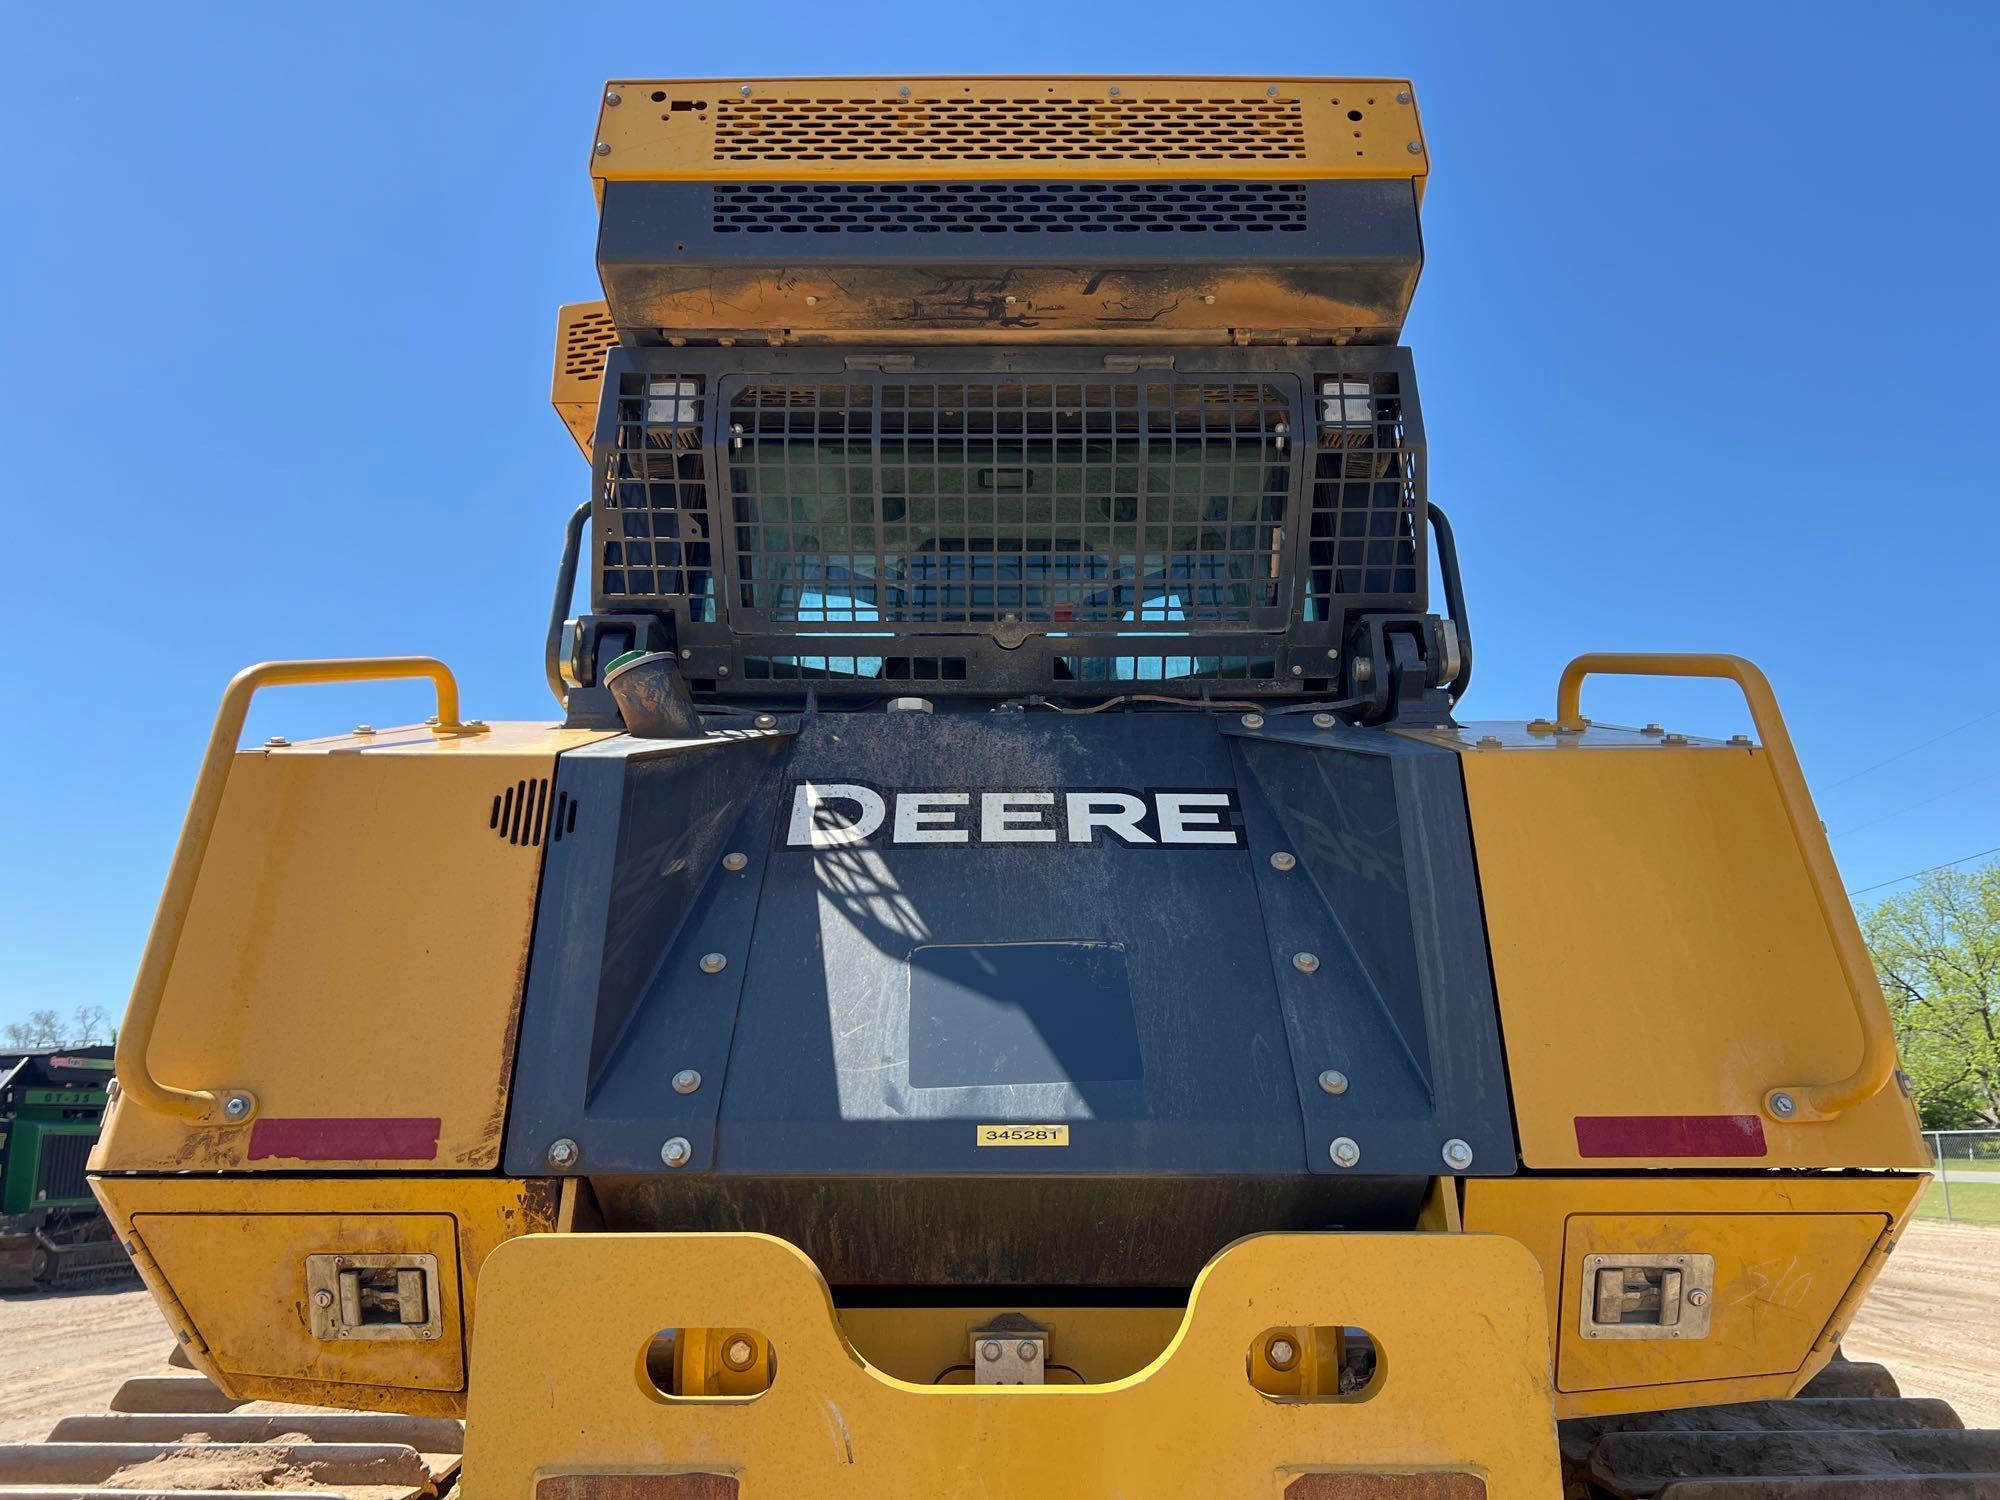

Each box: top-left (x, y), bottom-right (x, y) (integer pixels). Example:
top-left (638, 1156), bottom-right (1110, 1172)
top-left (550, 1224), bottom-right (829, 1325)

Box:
top-left (1574, 1114), bottom-right (1767, 1158)
top-left (246, 1115), bottom-right (442, 1162)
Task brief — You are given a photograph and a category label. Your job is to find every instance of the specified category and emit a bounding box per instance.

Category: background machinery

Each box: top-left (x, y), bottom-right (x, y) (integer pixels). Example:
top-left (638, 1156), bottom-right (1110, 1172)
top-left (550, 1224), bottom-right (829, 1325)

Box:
top-left (0, 1044), bottom-right (131, 1290)
top-left (26, 75), bottom-right (1998, 1497)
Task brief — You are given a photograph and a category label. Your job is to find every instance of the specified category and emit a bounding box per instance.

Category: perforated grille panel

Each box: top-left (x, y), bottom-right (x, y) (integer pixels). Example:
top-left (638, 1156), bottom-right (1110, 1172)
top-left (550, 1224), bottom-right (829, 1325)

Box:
top-left (713, 95), bottom-right (1308, 165)
top-left (600, 374), bottom-right (716, 615)
top-left (711, 181), bottom-right (1310, 235)
top-left (559, 306), bottom-right (618, 382)
top-left (723, 379), bottom-right (1296, 629)
top-left (1307, 372), bottom-right (1419, 608)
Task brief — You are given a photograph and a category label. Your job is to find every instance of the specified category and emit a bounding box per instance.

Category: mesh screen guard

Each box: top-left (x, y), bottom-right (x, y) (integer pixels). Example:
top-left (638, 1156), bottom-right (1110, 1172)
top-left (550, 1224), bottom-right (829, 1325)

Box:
top-left (592, 348), bottom-right (1423, 694)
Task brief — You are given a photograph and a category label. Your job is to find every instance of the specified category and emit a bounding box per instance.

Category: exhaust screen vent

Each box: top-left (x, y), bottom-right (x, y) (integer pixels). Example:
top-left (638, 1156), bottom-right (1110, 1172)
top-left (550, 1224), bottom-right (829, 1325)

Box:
top-left (711, 181), bottom-right (1310, 235)
top-left (713, 95), bottom-right (1307, 165)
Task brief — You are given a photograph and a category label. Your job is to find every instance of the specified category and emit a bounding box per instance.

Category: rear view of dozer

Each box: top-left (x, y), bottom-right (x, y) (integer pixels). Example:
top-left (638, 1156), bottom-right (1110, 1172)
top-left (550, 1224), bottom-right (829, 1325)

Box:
top-left (43, 77), bottom-right (1999, 1498)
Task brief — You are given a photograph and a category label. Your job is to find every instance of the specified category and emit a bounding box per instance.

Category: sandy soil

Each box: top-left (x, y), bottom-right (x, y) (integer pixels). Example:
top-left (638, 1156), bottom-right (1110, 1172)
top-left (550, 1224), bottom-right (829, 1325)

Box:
top-left (1, 1220), bottom-right (1994, 1443)
top-left (1844, 1217), bottom-right (2000, 1428)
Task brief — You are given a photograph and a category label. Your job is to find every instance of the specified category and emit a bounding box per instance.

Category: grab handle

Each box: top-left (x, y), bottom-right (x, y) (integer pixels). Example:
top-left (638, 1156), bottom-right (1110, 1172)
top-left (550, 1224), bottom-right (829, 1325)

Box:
top-left (114, 658), bottom-right (473, 1125)
top-left (1557, 652), bottom-right (1897, 1123)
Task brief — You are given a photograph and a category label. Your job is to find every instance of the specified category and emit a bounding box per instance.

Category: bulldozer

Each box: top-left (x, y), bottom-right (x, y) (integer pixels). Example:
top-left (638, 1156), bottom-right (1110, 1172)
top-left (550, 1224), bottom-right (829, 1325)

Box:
top-left (25, 75), bottom-right (1997, 1496)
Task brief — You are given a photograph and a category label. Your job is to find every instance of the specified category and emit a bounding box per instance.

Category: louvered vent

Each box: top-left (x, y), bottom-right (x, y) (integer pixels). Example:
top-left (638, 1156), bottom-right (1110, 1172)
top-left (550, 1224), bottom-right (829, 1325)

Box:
top-left (35, 1131), bottom-right (93, 1202)
top-left (488, 780), bottom-right (577, 847)
top-left (560, 306), bottom-right (618, 384)
top-left (711, 181), bottom-right (1309, 235)
top-left (712, 94), bottom-right (1307, 165)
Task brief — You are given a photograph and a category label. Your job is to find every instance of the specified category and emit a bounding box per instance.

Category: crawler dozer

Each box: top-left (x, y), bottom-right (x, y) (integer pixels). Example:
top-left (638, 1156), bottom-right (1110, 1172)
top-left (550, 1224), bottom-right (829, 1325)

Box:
top-left (34, 76), bottom-right (1998, 1497)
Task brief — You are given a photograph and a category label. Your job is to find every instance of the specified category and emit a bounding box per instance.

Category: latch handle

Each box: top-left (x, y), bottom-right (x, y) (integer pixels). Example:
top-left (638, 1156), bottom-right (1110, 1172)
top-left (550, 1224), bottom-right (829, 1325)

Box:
top-left (115, 658), bottom-right (474, 1125)
top-left (1556, 652), bottom-right (1897, 1123)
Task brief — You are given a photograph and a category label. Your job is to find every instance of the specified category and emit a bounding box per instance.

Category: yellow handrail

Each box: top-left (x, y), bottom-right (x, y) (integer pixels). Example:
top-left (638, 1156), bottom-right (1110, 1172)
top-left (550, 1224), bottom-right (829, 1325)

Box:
top-left (114, 658), bottom-right (470, 1125)
top-left (1556, 652), bottom-right (1898, 1123)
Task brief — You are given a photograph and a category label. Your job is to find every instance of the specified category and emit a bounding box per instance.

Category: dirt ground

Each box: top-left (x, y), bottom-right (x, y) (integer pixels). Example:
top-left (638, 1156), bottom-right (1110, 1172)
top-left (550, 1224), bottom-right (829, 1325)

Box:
top-left (1, 1219), bottom-right (1995, 1441)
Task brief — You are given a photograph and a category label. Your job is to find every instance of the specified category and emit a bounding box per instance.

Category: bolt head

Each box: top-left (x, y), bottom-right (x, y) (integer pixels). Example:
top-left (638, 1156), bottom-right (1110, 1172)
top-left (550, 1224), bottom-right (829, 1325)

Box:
top-left (724, 1337), bottom-right (755, 1369)
top-left (1406, 140), bottom-right (1423, 154)
top-left (899, 85), bottom-right (912, 98)
top-left (740, 84), bottom-right (753, 97)
top-left (1240, 712), bottom-right (1265, 730)
top-left (1329, 1136), bottom-right (1360, 1168)
top-left (594, 141), bottom-right (611, 156)
top-left (1770, 1092), bottom-right (1798, 1118)
top-left (1442, 1138), bottom-right (1474, 1170)
top-left (547, 1137), bottom-right (579, 1169)
top-left (1290, 664), bottom-right (1305, 677)
top-left (604, 91), bottom-right (622, 106)
top-left (354, 724), bottom-right (375, 735)
top-left (722, 851), bottom-right (749, 872)
top-left (1017, 1340), bottom-right (1038, 1360)
top-left (661, 1136), bottom-right (693, 1167)
top-left (265, 736), bottom-right (289, 748)
top-left (1318, 1069), bottom-right (1348, 1095)
top-left (804, 294), bottom-right (819, 306)
top-left (222, 1093), bottom-right (252, 1120)
top-left (314, 1288), bottom-right (335, 1308)
top-left (1266, 1336), bottom-right (1297, 1367)
top-left (981, 1339), bottom-right (1003, 1361)
top-left (699, 952), bottom-right (728, 974)
top-left (1269, 851), bottom-right (1297, 872)
top-left (672, 1069), bottom-right (702, 1095)
top-left (1203, 293), bottom-right (1216, 304)
top-left (754, 713), bottom-right (778, 729)
top-left (1312, 712), bottom-right (1336, 729)
top-left (1108, 86), bottom-right (1121, 98)
top-left (1292, 951), bottom-right (1320, 974)
top-left (1396, 89), bottom-right (1412, 104)
top-left (679, 648), bottom-right (694, 660)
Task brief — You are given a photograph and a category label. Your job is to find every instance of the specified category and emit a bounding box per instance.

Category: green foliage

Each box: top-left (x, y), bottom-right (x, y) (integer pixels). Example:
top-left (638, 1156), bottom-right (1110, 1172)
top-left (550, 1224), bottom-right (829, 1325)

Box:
top-left (1863, 862), bottom-right (2000, 1130)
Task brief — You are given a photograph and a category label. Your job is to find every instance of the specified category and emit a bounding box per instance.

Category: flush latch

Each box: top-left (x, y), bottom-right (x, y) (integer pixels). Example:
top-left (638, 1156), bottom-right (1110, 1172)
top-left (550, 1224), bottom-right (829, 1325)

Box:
top-left (305, 1252), bottom-right (443, 1342)
top-left (1579, 1253), bottom-right (1715, 1341)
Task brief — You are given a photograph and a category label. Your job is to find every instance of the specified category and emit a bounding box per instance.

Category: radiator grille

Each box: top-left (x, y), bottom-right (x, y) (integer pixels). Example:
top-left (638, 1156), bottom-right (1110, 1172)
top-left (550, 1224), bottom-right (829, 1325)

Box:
top-left (713, 95), bottom-right (1307, 165)
top-left (34, 1130), bottom-right (93, 1203)
top-left (711, 181), bottom-right (1310, 235)
top-left (724, 379), bottom-right (1294, 628)
top-left (1307, 372), bottom-right (1419, 606)
top-left (601, 374), bottom-right (716, 614)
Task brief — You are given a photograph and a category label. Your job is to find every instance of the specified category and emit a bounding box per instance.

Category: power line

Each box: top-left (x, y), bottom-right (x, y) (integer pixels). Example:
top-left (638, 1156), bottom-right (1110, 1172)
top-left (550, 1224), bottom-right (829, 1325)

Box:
top-left (1821, 705), bottom-right (2000, 790)
top-left (1830, 765), bottom-right (2000, 840)
top-left (1846, 844), bottom-right (2000, 898)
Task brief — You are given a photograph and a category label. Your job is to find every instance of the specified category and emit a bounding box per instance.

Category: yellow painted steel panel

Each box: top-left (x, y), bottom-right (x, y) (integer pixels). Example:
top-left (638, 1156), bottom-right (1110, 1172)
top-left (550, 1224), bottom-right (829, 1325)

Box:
top-left (465, 1230), bottom-right (1559, 1496)
top-left (1463, 1174), bottom-right (1925, 1418)
top-left (553, 300), bottom-right (614, 458)
top-left (95, 721), bottom-right (610, 1172)
top-left (1458, 743), bottom-right (1928, 1169)
top-left (1556, 1212), bottom-right (1884, 1394)
top-left (592, 77), bottom-right (1427, 184)
top-left (94, 1175), bottom-right (559, 1415)
top-left (132, 1211), bottom-right (465, 1390)
top-left (839, 1305), bottom-right (1184, 1386)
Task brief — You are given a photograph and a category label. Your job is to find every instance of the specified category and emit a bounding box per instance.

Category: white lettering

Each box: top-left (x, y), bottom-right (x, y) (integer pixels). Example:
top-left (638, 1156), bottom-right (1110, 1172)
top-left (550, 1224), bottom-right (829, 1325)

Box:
top-left (787, 782), bottom-right (886, 847)
top-left (1156, 791), bottom-right (1237, 845)
top-left (894, 791), bottom-right (969, 844)
top-left (981, 790), bottom-right (1057, 843)
top-left (1065, 791), bottom-right (1155, 845)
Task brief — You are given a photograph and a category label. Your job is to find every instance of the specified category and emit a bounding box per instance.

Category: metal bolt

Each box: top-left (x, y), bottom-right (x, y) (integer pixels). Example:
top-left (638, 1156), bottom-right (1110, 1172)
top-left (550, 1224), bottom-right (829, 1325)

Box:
top-left (661, 1136), bottom-right (692, 1167)
top-left (222, 1093), bottom-right (252, 1121)
top-left (1660, 732), bottom-right (1689, 746)
top-left (314, 1288), bottom-right (334, 1308)
top-left (1293, 951), bottom-right (1320, 974)
top-left (1266, 85), bottom-right (1280, 98)
top-left (1770, 1092), bottom-right (1797, 1118)
top-left (1728, 734), bottom-right (1753, 746)
top-left (1686, 1288), bottom-right (1708, 1308)
top-left (723, 1337), bottom-right (756, 1369)
top-left (754, 712), bottom-right (778, 729)
top-left (1641, 722), bottom-right (1664, 736)
top-left (1270, 851), bottom-right (1297, 872)
top-left (425, 715), bottom-right (440, 726)
top-left (1241, 712), bottom-right (1265, 729)
top-left (595, 142), bottom-right (611, 156)
top-left (722, 851), bottom-right (749, 872)
top-left (1290, 664), bottom-right (1305, 677)
top-left (1406, 140), bottom-right (1423, 154)
top-left (1108, 86), bottom-right (1122, 98)
top-left (804, 294), bottom-right (818, 305)
top-left (1266, 1335), bottom-right (1297, 1367)
top-left (1312, 712), bottom-right (1336, 729)
top-left (1396, 89), bottom-right (1412, 104)
top-left (265, 736), bottom-right (289, 748)
top-left (740, 85), bottom-right (753, 97)
top-left (1527, 717), bottom-right (1556, 733)
top-left (354, 724), bottom-right (375, 735)
top-left (1442, 1138), bottom-right (1474, 1170)
top-left (605, 91), bottom-right (622, 107)
top-left (673, 1069), bottom-right (702, 1095)
top-left (1477, 735), bottom-right (1503, 749)
top-left (1017, 1340), bottom-right (1038, 1360)
top-left (1352, 657), bottom-right (1374, 682)
top-left (981, 1340), bottom-right (1003, 1361)
top-left (1202, 293), bottom-right (1216, 304)
top-left (1003, 294), bottom-right (1017, 306)
top-left (899, 85), bottom-right (912, 98)
top-left (1319, 1069), bottom-right (1348, 1096)
top-left (1329, 1136), bottom-right (1360, 1168)
top-left (547, 1137), bottom-right (579, 1169)
top-left (680, 648), bottom-right (694, 660)
top-left (699, 952), bottom-right (728, 974)
top-left (717, 665), bottom-right (730, 677)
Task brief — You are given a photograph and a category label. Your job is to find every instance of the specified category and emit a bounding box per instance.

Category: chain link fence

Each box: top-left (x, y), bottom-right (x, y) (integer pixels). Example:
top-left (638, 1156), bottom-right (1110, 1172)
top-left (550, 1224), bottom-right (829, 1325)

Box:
top-left (1921, 1128), bottom-right (2000, 1224)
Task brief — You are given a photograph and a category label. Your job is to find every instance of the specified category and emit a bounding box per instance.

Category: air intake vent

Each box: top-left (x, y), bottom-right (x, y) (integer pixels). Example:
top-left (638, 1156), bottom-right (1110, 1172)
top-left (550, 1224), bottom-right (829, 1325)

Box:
top-left (713, 94), bottom-right (1307, 165)
top-left (490, 779), bottom-right (561, 847)
top-left (560, 305), bottom-right (618, 382)
top-left (711, 181), bottom-right (1309, 235)
top-left (35, 1131), bottom-right (93, 1202)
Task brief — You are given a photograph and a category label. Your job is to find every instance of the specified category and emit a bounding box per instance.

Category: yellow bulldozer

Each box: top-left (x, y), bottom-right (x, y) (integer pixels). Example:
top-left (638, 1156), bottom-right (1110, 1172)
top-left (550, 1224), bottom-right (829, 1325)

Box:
top-left (20, 75), bottom-right (1997, 1497)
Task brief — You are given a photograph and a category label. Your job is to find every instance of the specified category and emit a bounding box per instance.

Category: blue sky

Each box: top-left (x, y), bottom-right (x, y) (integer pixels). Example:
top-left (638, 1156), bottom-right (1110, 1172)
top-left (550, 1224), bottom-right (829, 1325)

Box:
top-left (3, 3), bottom-right (1997, 1033)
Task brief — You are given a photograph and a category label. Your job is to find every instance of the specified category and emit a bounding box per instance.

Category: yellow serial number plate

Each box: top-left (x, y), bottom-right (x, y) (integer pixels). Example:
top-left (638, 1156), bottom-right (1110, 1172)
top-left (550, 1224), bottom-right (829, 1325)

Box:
top-left (976, 1124), bottom-right (1070, 1147)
